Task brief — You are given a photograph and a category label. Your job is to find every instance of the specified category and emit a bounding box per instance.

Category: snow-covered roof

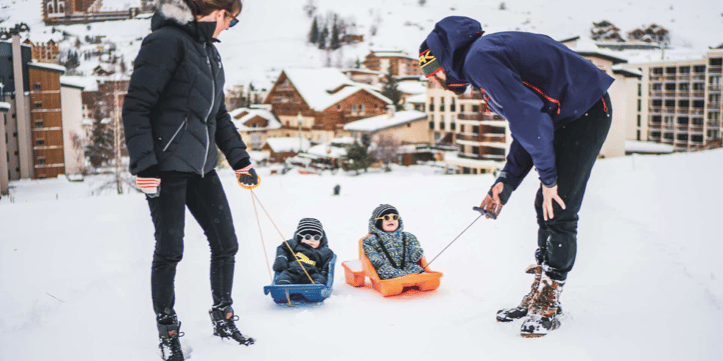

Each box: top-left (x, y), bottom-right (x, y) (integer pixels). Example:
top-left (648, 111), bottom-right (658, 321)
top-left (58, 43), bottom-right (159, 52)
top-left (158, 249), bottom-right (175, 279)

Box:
top-left (612, 65), bottom-right (643, 78)
top-left (406, 93), bottom-right (426, 104)
top-left (0, 102), bottom-right (11, 111)
top-left (625, 140), bottom-right (675, 154)
top-left (342, 68), bottom-right (380, 75)
top-left (444, 152), bottom-right (501, 167)
top-left (344, 110), bottom-right (427, 133)
top-left (306, 142), bottom-right (347, 159)
top-left (282, 68), bottom-right (391, 112)
top-left (61, 76), bottom-right (98, 92)
top-left (28, 62), bottom-right (66, 73)
top-left (397, 81), bottom-right (426, 95)
top-left (263, 137), bottom-right (311, 153)
top-left (229, 107), bottom-right (281, 131)
top-left (369, 50), bottom-right (417, 61)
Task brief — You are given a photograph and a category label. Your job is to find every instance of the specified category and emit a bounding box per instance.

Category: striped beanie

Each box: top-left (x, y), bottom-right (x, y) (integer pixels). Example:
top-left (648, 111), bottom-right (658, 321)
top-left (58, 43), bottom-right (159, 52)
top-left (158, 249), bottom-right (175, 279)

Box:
top-left (296, 218), bottom-right (324, 237)
top-left (372, 204), bottom-right (399, 219)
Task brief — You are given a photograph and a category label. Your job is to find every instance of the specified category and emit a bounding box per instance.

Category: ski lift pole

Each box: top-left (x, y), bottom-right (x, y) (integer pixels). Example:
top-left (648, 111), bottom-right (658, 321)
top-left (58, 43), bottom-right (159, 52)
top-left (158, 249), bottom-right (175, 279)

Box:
top-left (421, 207), bottom-right (496, 272)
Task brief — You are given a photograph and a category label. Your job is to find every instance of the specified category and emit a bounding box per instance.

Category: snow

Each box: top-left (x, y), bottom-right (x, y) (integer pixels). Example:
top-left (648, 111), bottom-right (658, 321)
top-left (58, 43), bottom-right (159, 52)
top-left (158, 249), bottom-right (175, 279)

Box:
top-left (263, 137), bottom-right (311, 153)
top-left (0, 101), bottom-right (10, 110)
top-left (406, 93), bottom-right (426, 104)
top-left (306, 142), bottom-right (347, 159)
top-left (344, 110), bottom-right (427, 132)
top-left (2, 149), bottom-right (722, 361)
top-left (28, 61), bottom-right (66, 73)
top-left (60, 75), bottom-right (98, 92)
top-left (624, 140), bottom-right (675, 154)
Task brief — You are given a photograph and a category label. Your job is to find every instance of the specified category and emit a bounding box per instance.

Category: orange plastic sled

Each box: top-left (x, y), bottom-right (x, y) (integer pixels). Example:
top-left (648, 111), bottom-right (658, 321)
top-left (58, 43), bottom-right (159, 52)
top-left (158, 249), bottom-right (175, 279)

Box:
top-left (342, 236), bottom-right (443, 297)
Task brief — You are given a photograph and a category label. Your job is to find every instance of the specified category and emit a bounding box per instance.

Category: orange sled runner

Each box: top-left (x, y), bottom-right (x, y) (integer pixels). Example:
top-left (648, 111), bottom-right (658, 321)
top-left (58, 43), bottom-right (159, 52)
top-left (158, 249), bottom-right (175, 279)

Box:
top-left (342, 236), bottom-right (443, 296)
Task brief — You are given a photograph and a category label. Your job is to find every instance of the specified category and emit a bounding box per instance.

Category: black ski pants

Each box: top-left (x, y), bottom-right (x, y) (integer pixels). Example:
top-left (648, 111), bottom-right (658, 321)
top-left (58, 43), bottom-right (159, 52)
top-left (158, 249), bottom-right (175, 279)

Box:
top-left (534, 93), bottom-right (612, 281)
top-left (147, 170), bottom-right (239, 321)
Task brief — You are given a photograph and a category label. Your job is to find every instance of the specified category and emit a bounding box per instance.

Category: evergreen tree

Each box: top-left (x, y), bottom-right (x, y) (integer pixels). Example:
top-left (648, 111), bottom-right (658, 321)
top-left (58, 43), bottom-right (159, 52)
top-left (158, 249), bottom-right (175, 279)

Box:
top-left (86, 118), bottom-right (114, 169)
top-left (318, 24), bottom-right (329, 49)
top-left (330, 15), bottom-right (341, 50)
top-left (343, 134), bottom-right (373, 174)
top-left (381, 66), bottom-right (402, 110)
top-left (309, 17), bottom-right (320, 44)
top-left (64, 51), bottom-right (80, 74)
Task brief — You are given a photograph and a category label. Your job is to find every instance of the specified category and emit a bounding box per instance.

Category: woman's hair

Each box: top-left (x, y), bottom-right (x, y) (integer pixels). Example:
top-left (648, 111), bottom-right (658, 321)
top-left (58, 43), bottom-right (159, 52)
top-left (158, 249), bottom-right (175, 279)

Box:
top-left (185, 0), bottom-right (242, 17)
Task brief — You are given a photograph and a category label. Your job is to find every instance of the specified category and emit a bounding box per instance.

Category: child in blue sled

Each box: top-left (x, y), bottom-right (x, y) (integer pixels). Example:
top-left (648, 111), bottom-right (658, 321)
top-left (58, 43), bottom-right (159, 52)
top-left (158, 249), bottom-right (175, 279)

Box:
top-left (273, 218), bottom-right (334, 285)
top-left (363, 204), bottom-right (425, 279)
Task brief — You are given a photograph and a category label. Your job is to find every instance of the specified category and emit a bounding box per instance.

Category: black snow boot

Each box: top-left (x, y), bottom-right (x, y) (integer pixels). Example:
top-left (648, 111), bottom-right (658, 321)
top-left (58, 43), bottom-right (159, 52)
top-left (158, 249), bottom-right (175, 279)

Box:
top-left (157, 322), bottom-right (184, 361)
top-left (209, 306), bottom-right (255, 346)
top-left (520, 275), bottom-right (564, 338)
top-left (496, 265), bottom-right (543, 322)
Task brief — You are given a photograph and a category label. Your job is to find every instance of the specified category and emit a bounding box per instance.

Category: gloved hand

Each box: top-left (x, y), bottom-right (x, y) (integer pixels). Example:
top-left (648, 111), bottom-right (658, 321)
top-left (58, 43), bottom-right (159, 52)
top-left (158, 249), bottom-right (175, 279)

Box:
top-left (272, 257), bottom-right (289, 273)
top-left (235, 165), bottom-right (259, 187)
top-left (137, 165), bottom-right (161, 198)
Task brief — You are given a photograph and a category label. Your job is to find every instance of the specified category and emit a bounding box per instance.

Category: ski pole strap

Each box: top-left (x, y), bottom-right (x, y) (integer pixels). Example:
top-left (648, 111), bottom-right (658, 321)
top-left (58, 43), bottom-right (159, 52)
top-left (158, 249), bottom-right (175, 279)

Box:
top-left (376, 233), bottom-right (406, 270)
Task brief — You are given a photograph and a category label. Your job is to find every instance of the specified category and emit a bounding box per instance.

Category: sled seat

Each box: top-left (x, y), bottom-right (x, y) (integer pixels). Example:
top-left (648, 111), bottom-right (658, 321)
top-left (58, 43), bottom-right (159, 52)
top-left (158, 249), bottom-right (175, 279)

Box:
top-left (264, 254), bottom-right (336, 305)
top-left (342, 236), bottom-right (442, 297)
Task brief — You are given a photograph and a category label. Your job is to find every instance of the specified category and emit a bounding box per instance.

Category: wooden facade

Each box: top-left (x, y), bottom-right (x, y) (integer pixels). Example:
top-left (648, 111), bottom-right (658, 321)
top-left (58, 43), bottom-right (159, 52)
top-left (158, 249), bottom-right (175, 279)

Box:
top-left (264, 70), bottom-right (390, 141)
top-left (28, 65), bottom-right (65, 179)
top-left (363, 51), bottom-right (422, 78)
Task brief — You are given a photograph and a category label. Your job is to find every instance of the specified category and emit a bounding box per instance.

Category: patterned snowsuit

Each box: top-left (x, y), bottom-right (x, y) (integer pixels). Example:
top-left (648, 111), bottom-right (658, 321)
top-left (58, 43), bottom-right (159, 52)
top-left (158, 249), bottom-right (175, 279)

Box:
top-left (362, 216), bottom-right (424, 280)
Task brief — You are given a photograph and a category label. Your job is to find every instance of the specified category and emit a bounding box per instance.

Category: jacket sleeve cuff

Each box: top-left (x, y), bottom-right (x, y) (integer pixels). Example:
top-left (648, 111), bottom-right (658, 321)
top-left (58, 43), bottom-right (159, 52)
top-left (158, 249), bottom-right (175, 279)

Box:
top-left (232, 158), bottom-right (251, 171)
top-left (541, 176), bottom-right (558, 188)
top-left (136, 164), bottom-right (160, 178)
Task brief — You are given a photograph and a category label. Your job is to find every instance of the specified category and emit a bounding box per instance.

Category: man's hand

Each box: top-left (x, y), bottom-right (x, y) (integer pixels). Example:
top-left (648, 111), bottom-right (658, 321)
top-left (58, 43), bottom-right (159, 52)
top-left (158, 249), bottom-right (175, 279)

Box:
top-left (541, 184), bottom-right (566, 221)
top-left (137, 177), bottom-right (161, 198)
top-left (480, 182), bottom-right (505, 219)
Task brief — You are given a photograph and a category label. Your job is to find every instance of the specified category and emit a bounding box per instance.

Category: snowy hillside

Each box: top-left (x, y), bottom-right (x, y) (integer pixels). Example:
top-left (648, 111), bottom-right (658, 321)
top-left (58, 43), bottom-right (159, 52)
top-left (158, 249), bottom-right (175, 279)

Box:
top-left (2, 0), bottom-right (723, 88)
top-left (1, 149), bottom-right (722, 360)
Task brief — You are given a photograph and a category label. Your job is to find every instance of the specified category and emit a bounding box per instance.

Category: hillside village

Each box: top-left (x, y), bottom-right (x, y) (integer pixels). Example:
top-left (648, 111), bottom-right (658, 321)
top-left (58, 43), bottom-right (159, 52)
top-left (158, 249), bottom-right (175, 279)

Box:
top-left (0, 0), bottom-right (722, 196)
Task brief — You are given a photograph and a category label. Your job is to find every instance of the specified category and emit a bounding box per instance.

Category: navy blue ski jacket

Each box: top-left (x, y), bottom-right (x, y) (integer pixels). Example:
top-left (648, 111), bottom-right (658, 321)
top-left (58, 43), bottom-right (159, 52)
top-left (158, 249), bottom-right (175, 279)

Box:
top-left (425, 16), bottom-right (614, 188)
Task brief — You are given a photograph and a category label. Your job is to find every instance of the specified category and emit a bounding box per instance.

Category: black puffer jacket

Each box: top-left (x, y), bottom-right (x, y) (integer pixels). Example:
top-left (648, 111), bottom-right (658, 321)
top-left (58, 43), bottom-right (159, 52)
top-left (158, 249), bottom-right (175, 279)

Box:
top-left (122, 0), bottom-right (249, 176)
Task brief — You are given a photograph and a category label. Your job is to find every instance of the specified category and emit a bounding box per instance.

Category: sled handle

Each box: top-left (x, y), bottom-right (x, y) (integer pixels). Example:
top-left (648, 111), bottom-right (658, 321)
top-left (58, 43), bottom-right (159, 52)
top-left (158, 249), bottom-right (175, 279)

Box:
top-left (472, 206), bottom-right (497, 220)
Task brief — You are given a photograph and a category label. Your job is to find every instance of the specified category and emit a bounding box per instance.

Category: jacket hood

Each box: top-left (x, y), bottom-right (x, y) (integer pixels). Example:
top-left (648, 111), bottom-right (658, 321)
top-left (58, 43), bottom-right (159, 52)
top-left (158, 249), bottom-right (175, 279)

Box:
top-left (151, 0), bottom-right (216, 43)
top-left (424, 16), bottom-right (484, 83)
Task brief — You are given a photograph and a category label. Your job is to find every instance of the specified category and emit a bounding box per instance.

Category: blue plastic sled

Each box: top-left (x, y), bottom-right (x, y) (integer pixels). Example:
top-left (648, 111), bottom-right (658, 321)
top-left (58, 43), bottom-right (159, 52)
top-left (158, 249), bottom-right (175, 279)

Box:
top-left (263, 254), bottom-right (337, 305)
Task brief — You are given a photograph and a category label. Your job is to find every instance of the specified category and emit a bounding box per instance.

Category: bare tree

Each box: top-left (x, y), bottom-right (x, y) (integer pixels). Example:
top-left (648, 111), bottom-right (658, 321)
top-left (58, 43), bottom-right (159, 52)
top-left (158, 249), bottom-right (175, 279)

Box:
top-left (374, 135), bottom-right (400, 172)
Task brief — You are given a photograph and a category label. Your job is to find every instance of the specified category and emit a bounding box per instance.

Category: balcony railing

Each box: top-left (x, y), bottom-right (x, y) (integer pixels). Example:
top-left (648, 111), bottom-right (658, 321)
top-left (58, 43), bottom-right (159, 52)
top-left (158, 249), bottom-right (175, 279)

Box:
top-left (456, 133), bottom-right (506, 143)
top-left (663, 108), bottom-right (676, 113)
top-left (691, 108), bottom-right (705, 115)
top-left (457, 113), bottom-right (502, 121)
top-left (709, 85), bottom-right (722, 92)
top-left (708, 66), bottom-right (722, 74)
top-left (690, 126), bottom-right (704, 133)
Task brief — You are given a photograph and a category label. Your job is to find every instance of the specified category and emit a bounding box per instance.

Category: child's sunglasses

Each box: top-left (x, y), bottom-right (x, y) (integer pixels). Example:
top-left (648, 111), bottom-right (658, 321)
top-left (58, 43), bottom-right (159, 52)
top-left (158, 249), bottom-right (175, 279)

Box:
top-left (375, 214), bottom-right (399, 221)
top-left (299, 234), bottom-right (322, 241)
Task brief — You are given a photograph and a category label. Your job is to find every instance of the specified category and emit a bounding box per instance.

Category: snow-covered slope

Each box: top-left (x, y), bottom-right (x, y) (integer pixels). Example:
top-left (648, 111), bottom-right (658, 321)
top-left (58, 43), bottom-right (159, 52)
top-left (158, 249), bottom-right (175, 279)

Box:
top-left (2, 0), bottom-right (722, 88)
top-left (1, 149), bottom-right (721, 360)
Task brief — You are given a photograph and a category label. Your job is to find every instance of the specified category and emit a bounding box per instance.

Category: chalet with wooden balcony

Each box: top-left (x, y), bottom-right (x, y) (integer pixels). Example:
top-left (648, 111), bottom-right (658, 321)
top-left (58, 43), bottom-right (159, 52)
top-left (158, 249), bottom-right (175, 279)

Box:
top-left (264, 68), bottom-right (391, 143)
top-left (229, 106), bottom-right (281, 150)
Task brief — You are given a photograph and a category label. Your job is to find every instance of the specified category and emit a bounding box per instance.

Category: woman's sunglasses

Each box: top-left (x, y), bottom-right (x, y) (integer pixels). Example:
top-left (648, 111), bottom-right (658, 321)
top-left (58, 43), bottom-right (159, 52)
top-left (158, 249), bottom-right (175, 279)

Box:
top-left (375, 214), bottom-right (399, 221)
top-left (226, 11), bottom-right (239, 28)
top-left (299, 234), bottom-right (322, 241)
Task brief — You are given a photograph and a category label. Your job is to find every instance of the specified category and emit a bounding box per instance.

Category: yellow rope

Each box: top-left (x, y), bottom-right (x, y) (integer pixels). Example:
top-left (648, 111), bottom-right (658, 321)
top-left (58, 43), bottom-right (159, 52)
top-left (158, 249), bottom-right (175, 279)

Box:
top-left (250, 190), bottom-right (315, 284)
top-left (249, 190), bottom-right (273, 282)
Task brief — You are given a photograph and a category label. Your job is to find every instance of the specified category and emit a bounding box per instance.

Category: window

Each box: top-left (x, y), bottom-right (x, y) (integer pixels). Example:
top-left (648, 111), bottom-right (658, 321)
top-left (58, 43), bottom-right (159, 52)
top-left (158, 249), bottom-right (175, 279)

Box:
top-left (678, 117), bottom-right (689, 125)
top-left (351, 104), bottom-right (357, 113)
top-left (710, 76), bottom-right (721, 86)
top-left (709, 58), bottom-right (722, 66)
top-left (472, 146), bottom-right (480, 155)
top-left (360, 104), bottom-right (365, 114)
top-left (38, 157), bottom-right (46, 164)
top-left (679, 66), bottom-right (690, 74)
top-left (450, 122), bottom-right (456, 131)
top-left (35, 120), bottom-right (43, 128)
top-left (450, 98), bottom-right (456, 112)
top-left (36, 138), bottom-right (45, 146)
top-left (429, 121), bottom-right (434, 130)
top-left (428, 98), bottom-right (435, 112)
top-left (472, 105), bottom-right (479, 113)
top-left (692, 135), bottom-right (703, 142)
top-left (638, 83), bottom-right (641, 96)
top-left (440, 97), bottom-right (445, 112)
top-left (693, 83), bottom-right (705, 90)
top-left (665, 83), bottom-right (676, 91)
top-left (637, 115), bottom-right (641, 127)
top-left (678, 100), bottom-right (689, 108)
top-left (665, 67), bottom-right (676, 74)
top-left (637, 99), bottom-right (641, 112)
top-left (651, 83), bottom-right (662, 91)
top-left (33, 83), bottom-right (41, 90)
top-left (459, 124), bottom-right (465, 133)
top-left (337, 105), bottom-right (341, 111)
top-left (676, 134), bottom-right (688, 141)
top-left (664, 100), bottom-right (675, 107)
top-left (637, 130), bottom-right (641, 140)
top-left (694, 65), bottom-right (706, 73)
top-left (472, 125), bottom-right (479, 134)
top-left (652, 68), bottom-right (663, 75)
top-left (678, 83), bottom-right (689, 91)
top-left (709, 94), bottom-right (721, 103)
top-left (34, 102), bottom-right (42, 109)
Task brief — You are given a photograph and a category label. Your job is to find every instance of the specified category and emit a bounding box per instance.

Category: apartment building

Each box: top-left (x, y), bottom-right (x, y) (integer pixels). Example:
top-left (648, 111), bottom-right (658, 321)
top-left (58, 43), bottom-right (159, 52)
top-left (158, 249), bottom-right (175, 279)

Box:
top-left (622, 50), bottom-right (723, 150)
top-left (362, 50), bottom-right (422, 78)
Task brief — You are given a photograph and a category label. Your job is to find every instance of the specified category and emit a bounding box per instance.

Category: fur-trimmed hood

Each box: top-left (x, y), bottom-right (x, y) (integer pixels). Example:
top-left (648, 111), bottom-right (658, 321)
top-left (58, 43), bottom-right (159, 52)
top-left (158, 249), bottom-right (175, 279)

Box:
top-left (151, 0), bottom-right (216, 42)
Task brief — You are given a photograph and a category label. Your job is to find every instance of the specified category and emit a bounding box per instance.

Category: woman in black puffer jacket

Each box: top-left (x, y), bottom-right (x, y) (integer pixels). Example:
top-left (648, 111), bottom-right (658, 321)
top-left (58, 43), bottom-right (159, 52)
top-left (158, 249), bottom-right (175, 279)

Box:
top-left (122, 1), bottom-right (256, 359)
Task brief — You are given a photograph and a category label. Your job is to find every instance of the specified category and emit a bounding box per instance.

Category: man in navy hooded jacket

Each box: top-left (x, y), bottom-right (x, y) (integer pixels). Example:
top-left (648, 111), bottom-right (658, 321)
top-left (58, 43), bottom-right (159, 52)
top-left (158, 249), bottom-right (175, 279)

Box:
top-left (421, 16), bottom-right (614, 337)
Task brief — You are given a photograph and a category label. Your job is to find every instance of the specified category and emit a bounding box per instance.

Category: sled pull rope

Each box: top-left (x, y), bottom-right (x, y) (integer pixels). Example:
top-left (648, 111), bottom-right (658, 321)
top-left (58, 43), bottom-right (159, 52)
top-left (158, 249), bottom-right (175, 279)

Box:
top-left (250, 190), bottom-right (316, 284)
top-left (421, 214), bottom-right (483, 272)
top-left (249, 190), bottom-right (274, 282)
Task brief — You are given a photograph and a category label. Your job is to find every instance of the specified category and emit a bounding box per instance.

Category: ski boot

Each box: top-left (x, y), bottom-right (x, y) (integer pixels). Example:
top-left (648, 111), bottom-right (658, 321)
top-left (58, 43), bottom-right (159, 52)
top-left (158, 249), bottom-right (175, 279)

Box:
top-left (496, 265), bottom-right (543, 322)
top-left (209, 306), bottom-right (256, 346)
top-left (157, 321), bottom-right (184, 361)
top-left (520, 275), bottom-right (564, 338)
